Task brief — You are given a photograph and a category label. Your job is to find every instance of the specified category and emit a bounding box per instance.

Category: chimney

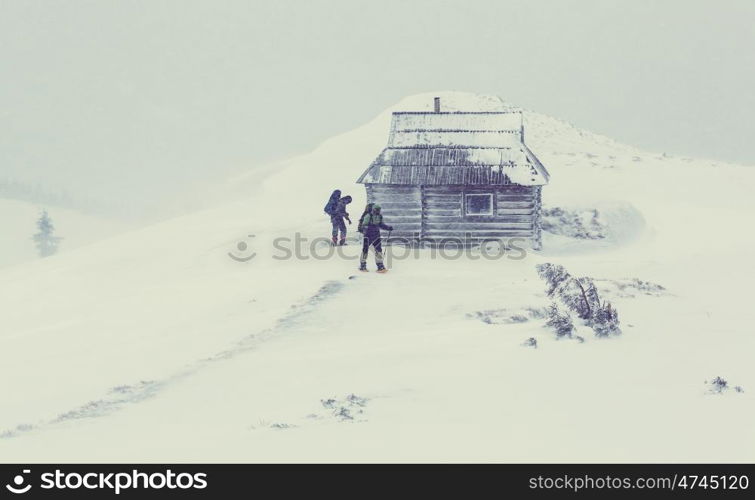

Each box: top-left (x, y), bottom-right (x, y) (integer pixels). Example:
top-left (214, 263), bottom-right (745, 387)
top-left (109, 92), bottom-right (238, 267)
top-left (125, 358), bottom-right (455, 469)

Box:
top-left (434, 97), bottom-right (440, 113)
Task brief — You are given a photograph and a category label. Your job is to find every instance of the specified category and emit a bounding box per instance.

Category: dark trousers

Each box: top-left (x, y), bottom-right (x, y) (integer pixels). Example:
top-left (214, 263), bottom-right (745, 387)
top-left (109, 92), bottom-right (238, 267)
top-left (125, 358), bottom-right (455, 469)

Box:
top-left (331, 216), bottom-right (347, 239)
top-left (360, 231), bottom-right (383, 265)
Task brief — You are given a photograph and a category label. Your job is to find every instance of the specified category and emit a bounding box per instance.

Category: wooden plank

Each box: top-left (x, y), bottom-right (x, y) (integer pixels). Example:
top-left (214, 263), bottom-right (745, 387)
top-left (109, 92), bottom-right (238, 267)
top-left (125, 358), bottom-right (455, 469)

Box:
top-left (383, 218), bottom-right (422, 224)
top-left (425, 201), bottom-right (461, 208)
top-left (374, 192), bottom-right (422, 200)
top-left (369, 185), bottom-right (420, 194)
top-left (491, 215), bottom-right (534, 223)
top-left (424, 231), bottom-right (533, 238)
top-left (425, 217), bottom-right (464, 223)
top-left (368, 183), bottom-right (419, 190)
top-left (426, 205), bottom-right (461, 211)
top-left (496, 192), bottom-right (532, 197)
top-left (375, 202), bottom-right (421, 209)
top-left (371, 196), bottom-right (421, 204)
top-left (424, 230), bottom-right (533, 236)
top-left (380, 211), bottom-right (422, 217)
top-left (497, 186), bottom-right (535, 193)
top-left (424, 186), bottom-right (465, 194)
top-left (382, 218), bottom-right (421, 224)
top-left (377, 205), bottom-right (422, 212)
top-left (425, 222), bottom-right (533, 230)
top-left (426, 216), bottom-right (532, 223)
top-left (385, 214), bottom-right (421, 220)
top-left (497, 201), bottom-right (535, 209)
top-left (496, 209), bottom-right (535, 215)
top-left (424, 194), bottom-right (462, 201)
top-left (425, 197), bottom-right (462, 204)
top-left (371, 187), bottom-right (420, 194)
top-left (496, 196), bottom-right (534, 204)
top-left (372, 191), bottom-right (419, 198)
top-left (425, 195), bottom-right (462, 202)
top-left (425, 208), bottom-right (462, 216)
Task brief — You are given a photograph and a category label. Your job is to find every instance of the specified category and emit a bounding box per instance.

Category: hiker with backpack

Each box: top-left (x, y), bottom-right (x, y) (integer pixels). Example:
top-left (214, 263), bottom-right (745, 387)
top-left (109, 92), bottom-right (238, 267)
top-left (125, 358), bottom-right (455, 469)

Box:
top-left (323, 189), bottom-right (352, 246)
top-left (357, 203), bottom-right (393, 273)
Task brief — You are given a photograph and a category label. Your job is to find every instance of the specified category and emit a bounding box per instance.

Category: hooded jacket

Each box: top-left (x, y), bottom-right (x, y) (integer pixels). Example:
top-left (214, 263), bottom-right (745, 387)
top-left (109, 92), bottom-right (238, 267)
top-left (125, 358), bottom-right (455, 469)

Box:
top-left (359, 204), bottom-right (392, 234)
top-left (332, 195), bottom-right (352, 220)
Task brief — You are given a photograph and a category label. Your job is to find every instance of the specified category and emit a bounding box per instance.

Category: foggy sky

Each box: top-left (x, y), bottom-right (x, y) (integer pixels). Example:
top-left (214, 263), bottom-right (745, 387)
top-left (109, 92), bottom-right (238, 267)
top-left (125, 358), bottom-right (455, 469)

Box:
top-left (1, 0), bottom-right (753, 214)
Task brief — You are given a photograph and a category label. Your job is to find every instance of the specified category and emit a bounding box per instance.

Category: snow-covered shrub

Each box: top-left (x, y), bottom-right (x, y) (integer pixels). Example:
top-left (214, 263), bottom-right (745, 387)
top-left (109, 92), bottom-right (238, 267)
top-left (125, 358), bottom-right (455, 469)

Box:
top-left (569, 277), bottom-right (601, 320)
top-left (705, 377), bottom-right (744, 395)
top-left (346, 394), bottom-right (368, 407)
top-left (541, 207), bottom-right (606, 239)
top-left (592, 302), bottom-right (621, 337)
top-left (320, 395), bottom-right (369, 421)
top-left (621, 278), bottom-right (665, 295)
top-left (545, 303), bottom-right (575, 339)
top-left (334, 407), bottom-right (353, 420)
top-left (320, 398), bottom-right (337, 409)
top-left (537, 262), bottom-right (571, 298)
top-left (522, 337), bottom-right (538, 348)
top-left (469, 308), bottom-right (539, 325)
top-left (536, 263), bottom-right (621, 337)
top-left (270, 422), bottom-right (295, 429)
top-left (707, 377), bottom-right (728, 394)
top-left (601, 278), bottom-right (667, 298)
top-left (537, 263), bottom-right (600, 320)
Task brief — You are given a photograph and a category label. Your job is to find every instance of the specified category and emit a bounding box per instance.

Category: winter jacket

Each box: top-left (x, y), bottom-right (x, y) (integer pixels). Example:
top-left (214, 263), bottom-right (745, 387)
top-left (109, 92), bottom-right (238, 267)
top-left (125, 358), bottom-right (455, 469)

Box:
top-left (332, 196), bottom-right (352, 221)
top-left (359, 205), bottom-right (392, 235)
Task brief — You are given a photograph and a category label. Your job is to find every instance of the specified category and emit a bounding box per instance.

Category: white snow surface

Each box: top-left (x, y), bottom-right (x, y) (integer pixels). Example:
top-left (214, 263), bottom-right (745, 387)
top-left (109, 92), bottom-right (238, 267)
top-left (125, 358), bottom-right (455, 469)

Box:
top-left (0, 91), bottom-right (753, 462)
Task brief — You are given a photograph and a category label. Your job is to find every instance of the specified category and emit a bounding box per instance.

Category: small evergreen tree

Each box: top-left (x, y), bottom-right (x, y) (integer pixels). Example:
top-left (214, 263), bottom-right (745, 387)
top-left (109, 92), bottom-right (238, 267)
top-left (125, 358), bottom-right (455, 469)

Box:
top-left (536, 262), bottom-right (621, 337)
top-left (545, 302), bottom-right (575, 339)
top-left (32, 210), bottom-right (62, 257)
top-left (592, 301), bottom-right (620, 337)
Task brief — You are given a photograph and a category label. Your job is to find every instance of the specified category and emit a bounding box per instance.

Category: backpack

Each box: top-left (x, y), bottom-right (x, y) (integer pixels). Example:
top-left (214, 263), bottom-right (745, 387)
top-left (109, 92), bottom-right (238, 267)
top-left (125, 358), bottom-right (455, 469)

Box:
top-left (357, 203), bottom-right (374, 233)
top-left (324, 200), bottom-right (336, 215)
top-left (323, 190), bottom-right (341, 215)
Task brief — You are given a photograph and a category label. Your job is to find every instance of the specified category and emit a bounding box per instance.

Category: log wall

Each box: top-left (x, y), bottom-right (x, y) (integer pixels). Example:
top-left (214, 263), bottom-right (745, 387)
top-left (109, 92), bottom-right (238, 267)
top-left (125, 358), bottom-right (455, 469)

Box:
top-left (365, 183), bottom-right (538, 246)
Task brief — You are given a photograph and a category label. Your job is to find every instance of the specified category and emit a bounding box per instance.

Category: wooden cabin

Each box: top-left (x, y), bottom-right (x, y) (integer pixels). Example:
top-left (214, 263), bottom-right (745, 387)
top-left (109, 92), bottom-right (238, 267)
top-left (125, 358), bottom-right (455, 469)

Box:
top-left (356, 97), bottom-right (550, 249)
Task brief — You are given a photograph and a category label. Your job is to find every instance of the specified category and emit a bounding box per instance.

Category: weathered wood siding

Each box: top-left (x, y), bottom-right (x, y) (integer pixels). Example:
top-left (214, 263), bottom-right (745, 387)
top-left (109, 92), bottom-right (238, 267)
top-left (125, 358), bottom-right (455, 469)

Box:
top-left (423, 185), bottom-right (535, 242)
top-left (364, 183), bottom-right (537, 245)
top-left (365, 184), bottom-right (422, 240)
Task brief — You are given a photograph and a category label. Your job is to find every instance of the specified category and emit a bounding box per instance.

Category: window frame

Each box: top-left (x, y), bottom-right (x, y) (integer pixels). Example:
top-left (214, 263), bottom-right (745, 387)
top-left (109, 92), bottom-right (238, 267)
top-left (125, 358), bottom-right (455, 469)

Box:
top-left (464, 192), bottom-right (494, 217)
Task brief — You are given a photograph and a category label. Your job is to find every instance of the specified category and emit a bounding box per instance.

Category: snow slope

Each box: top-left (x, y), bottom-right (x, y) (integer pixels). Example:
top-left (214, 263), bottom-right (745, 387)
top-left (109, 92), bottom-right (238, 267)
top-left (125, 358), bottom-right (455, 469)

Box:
top-left (0, 92), bottom-right (753, 462)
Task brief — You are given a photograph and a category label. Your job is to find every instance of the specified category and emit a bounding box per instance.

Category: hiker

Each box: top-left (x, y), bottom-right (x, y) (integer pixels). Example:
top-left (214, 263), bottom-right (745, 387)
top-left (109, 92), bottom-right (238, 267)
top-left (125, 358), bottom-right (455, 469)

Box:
top-left (324, 189), bottom-right (348, 245)
top-left (330, 195), bottom-right (352, 245)
top-left (357, 203), bottom-right (393, 273)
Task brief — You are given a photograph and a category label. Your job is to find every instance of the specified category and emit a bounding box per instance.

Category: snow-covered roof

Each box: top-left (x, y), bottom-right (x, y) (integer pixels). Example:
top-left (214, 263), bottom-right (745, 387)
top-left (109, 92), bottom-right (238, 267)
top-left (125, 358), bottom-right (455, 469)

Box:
top-left (358, 102), bottom-right (549, 186)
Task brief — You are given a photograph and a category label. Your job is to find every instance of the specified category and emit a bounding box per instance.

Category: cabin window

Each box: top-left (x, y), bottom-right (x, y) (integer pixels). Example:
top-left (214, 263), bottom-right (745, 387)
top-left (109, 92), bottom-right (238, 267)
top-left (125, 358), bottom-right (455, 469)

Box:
top-left (465, 193), bottom-right (493, 216)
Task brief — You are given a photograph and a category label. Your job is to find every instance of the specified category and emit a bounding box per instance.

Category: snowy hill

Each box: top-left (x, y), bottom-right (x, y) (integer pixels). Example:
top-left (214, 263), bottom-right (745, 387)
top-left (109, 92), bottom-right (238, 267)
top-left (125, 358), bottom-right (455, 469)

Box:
top-left (0, 92), bottom-right (753, 462)
top-left (0, 199), bottom-right (123, 268)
